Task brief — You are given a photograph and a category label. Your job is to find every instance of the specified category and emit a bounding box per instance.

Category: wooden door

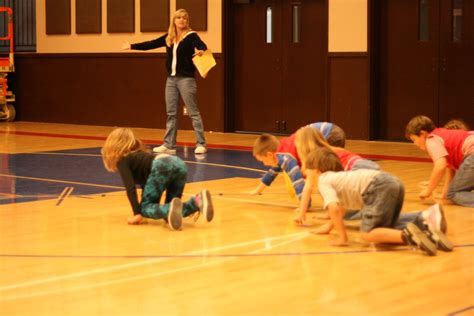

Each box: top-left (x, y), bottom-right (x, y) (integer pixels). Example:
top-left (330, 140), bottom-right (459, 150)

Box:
top-left (229, 0), bottom-right (327, 134)
top-left (376, 0), bottom-right (474, 140)
top-left (231, 0), bottom-right (282, 133)
top-left (377, 0), bottom-right (440, 140)
top-left (438, 0), bottom-right (474, 126)
top-left (281, 1), bottom-right (327, 132)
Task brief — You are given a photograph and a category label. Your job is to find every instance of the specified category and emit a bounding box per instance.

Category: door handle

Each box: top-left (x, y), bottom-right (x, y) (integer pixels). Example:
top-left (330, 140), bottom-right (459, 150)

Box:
top-left (440, 57), bottom-right (446, 71)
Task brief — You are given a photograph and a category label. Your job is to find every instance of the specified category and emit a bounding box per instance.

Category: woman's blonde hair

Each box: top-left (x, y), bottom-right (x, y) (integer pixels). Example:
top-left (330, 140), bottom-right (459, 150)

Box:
top-left (166, 9), bottom-right (191, 46)
top-left (101, 128), bottom-right (145, 172)
top-left (295, 127), bottom-right (331, 170)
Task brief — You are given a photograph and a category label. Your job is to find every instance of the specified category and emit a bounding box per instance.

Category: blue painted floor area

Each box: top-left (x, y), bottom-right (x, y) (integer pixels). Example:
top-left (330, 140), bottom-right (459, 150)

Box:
top-left (0, 145), bottom-right (267, 205)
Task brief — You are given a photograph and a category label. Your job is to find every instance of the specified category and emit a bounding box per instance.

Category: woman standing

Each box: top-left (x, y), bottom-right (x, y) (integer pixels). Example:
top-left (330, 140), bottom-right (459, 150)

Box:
top-left (122, 9), bottom-right (208, 154)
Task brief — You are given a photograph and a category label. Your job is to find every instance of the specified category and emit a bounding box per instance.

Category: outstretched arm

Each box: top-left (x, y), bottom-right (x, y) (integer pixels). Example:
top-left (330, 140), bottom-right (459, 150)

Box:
top-left (420, 157), bottom-right (448, 199)
top-left (129, 34), bottom-right (167, 51)
top-left (327, 202), bottom-right (348, 246)
top-left (250, 182), bottom-right (267, 195)
top-left (440, 167), bottom-right (454, 200)
top-left (117, 160), bottom-right (141, 216)
top-left (254, 165), bottom-right (282, 195)
top-left (295, 169), bottom-right (316, 225)
top-left (281, 155), bottom-right (305, 200)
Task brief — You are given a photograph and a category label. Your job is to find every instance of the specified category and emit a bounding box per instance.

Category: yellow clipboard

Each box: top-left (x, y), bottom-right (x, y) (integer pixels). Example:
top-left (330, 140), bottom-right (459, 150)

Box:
top-left (192, 50), bottom-right (216, 79)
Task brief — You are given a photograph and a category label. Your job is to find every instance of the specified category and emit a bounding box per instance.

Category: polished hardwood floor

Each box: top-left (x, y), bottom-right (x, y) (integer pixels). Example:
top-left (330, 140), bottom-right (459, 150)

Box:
top-left (0, 122), bottom-right (473, 315)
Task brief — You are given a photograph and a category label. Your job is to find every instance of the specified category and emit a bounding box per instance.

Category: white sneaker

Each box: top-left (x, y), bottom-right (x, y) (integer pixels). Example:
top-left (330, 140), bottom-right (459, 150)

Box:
top-left (194, 145), bottom-right (207, 154)
top-left (423, 204), bottom-right (447, 233)
top-left (153, 145), bottom-right (176, 154)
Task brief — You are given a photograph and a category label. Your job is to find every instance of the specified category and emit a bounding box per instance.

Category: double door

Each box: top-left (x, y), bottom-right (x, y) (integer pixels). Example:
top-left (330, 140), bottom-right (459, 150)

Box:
top-left (375, 0), bottom-right (474, 139)
top-left (228, 0), bottom-right (327, 134)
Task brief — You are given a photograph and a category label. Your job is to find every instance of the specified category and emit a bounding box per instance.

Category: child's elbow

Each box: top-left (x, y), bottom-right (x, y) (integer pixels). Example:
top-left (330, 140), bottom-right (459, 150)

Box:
top-left (434, 158), bottom-right (448, 170)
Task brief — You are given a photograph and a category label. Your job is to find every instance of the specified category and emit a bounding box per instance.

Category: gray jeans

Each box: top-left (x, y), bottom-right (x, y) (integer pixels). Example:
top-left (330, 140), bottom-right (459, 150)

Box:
top-left (360, 172), bottom-right (405, 232)
top-left (163, 76), bottom-right (206, 149)
top-left (447, 154), bottom-right (474, 207)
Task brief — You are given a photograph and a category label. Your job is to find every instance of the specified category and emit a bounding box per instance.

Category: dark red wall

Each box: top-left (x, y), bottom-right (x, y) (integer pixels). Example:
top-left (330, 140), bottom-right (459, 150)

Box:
top-left (12, 53), bottom-right (224, 132)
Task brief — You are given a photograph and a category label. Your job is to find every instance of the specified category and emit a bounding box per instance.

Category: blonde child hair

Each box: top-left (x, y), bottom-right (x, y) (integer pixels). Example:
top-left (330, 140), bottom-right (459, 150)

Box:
top-left (166, 9), bottom-right (191, 46)
top-left (295, 127), bottom-right (331, 170)
top-left (306, 148), bottom-right (343, 172)
top-left (101, 128), bottom-right (145, 172)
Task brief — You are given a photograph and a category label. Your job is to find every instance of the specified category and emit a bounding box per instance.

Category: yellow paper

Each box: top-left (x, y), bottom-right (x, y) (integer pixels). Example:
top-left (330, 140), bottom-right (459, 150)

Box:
top-left (283, 172), bottom-right (297, 200)
top-left (192, 50), bottom-right (216, 78)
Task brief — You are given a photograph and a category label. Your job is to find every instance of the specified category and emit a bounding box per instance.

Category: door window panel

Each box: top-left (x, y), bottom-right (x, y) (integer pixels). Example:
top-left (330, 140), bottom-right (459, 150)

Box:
top-left (266, 6), bottom-right (273, 43)
top-left (452, 0), bottom-right (462, 41)
top-left (292, 5), bottom-right (301, 43)
top-left (419, 0), bottom-right (429, 41)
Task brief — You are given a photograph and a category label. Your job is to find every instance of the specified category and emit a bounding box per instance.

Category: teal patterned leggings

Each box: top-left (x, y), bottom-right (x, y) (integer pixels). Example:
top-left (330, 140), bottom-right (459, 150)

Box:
top-left (141, 155), bottom-right (199, 219)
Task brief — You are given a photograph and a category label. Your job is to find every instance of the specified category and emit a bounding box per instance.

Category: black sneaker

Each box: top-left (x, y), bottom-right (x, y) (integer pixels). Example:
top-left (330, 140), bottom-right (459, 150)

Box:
top-left (402, 223), bottom-right (437, 256)
top-left (167, 198), bottom-right (183, 231)
top-left (196, 189), bottom-right (214, 222)
top-left (421, 224), bottom-right (454, 252)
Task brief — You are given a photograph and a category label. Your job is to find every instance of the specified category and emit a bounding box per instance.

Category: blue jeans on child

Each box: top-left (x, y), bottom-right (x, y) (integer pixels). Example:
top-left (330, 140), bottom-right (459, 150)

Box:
top-left (447, 154), bottom-right (474, 207)
top-left (141, 155), bottom-right (199, 219)
top-left (163, 77), bottom-right (206, 150)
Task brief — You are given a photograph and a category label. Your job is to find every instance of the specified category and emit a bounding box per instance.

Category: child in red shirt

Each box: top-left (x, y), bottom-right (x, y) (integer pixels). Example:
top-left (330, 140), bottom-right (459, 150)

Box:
top-left (406, 115), bottom-right (474, 207)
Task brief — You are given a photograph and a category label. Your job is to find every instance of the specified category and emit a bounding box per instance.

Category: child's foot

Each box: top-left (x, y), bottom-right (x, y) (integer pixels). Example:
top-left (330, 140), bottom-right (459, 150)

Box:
top-left (420, 224), bottom-right (454, 252)
top-left (423, 203), bottom-right (447, 233)
top-left (196, 189), bottom-right (214, 222)
top-left (167, 198), bottom-right (183, 230)
top-left (402, 223), bottom-right (437, 256)
top-left (310, 222), bottom-right (333, 235)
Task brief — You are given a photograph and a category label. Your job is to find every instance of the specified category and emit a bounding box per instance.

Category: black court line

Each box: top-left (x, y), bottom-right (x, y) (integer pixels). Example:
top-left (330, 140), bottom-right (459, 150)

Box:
top-left (447, 305), bottom-right (474, 316)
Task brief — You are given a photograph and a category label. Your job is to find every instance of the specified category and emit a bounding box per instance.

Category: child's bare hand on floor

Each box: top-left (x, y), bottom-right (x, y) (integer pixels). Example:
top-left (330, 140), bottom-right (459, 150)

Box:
top-left (419, 188), bottom-right (431, 200)
top-left (127, 214), bottom-right (143, 225)
top-left (294, 209), bottom-right (306, 226)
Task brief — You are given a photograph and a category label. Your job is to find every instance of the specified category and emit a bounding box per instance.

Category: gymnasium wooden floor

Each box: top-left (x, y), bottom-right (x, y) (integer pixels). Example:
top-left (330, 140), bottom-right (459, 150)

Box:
top-left (0, 122), bottom-right (473, 316)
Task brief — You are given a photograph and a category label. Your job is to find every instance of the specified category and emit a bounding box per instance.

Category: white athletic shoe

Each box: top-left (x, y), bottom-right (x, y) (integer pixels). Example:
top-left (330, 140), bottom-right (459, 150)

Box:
top-left (153, 145), bottom-right (176, 154)
top-left (194, 145), bottom-right (207, 154)
top-left (423, 204), bottom-right (447, 233)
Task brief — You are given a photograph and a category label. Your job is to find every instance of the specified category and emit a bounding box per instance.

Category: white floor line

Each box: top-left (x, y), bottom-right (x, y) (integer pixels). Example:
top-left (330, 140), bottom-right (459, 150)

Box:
top-left (210, 194), bottom-right (324, 210)
top-left (0, 173), bottom-right (122, 189)
top-left (0, 231), bottom-right (309, 293)
top-left (0, 233), bottom-right (308, 301)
